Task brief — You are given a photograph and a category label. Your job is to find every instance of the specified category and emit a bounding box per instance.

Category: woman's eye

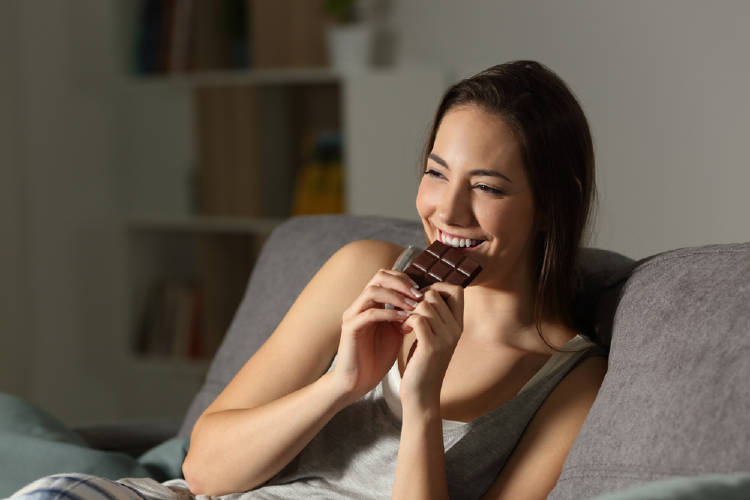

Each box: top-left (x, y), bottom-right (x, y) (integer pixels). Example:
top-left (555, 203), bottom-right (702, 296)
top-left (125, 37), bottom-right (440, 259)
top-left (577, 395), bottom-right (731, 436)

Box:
top-left (424, 169), bottom-right (444, 179)
top-left (475, 184), bottom-right (504, 195)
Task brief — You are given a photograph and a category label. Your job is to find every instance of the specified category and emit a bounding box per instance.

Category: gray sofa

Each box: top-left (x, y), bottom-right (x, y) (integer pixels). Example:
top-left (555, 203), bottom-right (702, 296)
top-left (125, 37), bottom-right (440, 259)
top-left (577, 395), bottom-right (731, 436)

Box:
top-left (83, 214), bottom-right (750, 498)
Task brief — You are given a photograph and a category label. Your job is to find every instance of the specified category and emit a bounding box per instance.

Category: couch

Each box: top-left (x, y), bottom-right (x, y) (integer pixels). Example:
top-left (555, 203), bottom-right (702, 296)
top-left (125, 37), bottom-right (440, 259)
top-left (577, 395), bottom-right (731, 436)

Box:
top-left (54, 215), bottom-right (750, 497)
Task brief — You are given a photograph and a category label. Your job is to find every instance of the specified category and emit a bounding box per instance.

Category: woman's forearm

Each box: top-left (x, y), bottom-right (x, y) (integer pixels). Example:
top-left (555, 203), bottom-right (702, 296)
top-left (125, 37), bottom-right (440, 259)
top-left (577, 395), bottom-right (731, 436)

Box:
top-left (392, 403), bottom-right (450, 500)
top-left (183, 371), bottom-right (351, 496)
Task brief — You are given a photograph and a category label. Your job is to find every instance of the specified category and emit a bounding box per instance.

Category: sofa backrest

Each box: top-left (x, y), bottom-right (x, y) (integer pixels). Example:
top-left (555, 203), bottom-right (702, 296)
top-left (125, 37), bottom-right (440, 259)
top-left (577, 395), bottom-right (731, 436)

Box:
top-left (549, 241), bottom-right (750, 499)
top-left (178, 215), bottom-right (634, 438)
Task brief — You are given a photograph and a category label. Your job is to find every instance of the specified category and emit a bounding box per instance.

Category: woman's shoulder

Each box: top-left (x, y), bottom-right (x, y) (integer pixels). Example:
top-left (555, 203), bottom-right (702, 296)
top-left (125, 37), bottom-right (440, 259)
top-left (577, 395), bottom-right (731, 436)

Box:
top-left (307, 240), bottom-right (408, 307)
top-left (331, 239), bottom-right (408, 271)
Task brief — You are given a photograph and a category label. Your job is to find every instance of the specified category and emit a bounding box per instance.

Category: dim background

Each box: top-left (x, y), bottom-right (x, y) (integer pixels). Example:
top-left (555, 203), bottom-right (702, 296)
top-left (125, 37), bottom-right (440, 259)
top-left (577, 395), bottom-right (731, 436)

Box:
top-left (1, 0), bottom-right (749, 427)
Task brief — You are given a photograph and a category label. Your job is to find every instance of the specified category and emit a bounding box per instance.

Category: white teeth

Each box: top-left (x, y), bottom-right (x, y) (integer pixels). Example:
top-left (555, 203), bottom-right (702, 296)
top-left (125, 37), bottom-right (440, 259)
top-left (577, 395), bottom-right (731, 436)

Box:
top-left (440, 231), bottom-right (481, 248)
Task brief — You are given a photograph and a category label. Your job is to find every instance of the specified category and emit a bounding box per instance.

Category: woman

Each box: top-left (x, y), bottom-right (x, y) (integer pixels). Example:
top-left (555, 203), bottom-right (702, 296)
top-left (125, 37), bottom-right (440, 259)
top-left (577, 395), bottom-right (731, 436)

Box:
top-left (12, 60), bottom-right (606, 500)
top-left (181, 60), bottom-right (606, 499)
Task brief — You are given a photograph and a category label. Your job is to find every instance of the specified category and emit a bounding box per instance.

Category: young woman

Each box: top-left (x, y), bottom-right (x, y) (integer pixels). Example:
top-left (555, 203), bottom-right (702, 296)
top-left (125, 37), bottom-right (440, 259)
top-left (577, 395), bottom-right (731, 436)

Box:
top-left (11, 60), bottom-right (606, 500)
top-left (180, 60), bottom-right (606, 499)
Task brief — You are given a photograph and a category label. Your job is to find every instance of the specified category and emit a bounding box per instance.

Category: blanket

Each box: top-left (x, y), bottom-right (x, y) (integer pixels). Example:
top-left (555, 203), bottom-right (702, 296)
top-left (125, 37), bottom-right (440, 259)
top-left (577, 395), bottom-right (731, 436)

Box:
top-left (0, 393), bottom-right (187, 498)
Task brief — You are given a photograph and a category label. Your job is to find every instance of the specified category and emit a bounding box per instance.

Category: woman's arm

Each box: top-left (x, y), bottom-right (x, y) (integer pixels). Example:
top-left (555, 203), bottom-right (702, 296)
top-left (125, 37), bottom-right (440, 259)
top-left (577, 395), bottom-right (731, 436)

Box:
top-left (182, 240), bottom-right (405, 496)
top-left (392, 284), bottom-right (465, 500)
top-left (480, 355), bottom-right (607, 500)
top-left (392, 403), bottom-right (450, 500)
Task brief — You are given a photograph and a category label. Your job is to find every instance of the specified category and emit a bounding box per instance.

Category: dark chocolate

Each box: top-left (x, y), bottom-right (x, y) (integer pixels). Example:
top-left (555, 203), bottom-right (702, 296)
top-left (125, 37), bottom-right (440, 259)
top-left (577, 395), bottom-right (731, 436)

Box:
top-left (404, 241), bottom-right (482, 289)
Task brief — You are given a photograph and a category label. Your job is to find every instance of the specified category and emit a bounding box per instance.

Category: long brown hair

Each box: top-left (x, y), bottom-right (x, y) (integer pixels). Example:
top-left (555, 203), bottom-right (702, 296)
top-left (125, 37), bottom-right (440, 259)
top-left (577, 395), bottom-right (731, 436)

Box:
top-left (421, 60), bottom-right (596, 350)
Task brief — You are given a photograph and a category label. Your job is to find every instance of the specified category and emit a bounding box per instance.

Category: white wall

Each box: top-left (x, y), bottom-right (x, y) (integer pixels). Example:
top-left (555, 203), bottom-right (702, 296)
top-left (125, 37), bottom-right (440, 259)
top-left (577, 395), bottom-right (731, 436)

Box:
top-left (389, 0), bottom-right (750, 259)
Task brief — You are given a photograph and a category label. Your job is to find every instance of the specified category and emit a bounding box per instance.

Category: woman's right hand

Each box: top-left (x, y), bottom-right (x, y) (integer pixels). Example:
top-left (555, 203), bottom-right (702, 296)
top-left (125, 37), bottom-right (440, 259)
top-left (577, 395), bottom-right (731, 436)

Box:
top-left (333, 269), bottom-right (423, 403)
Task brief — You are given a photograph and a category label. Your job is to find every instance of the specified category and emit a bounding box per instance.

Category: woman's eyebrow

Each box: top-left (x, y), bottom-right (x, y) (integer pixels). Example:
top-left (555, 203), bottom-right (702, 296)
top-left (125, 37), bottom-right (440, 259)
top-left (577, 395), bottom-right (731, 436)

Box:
top-left (428, 153), bottom-right (513, 183)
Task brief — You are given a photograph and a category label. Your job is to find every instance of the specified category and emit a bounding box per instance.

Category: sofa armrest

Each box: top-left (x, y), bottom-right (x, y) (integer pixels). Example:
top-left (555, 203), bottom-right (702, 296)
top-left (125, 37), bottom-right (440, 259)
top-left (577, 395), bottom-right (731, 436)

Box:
top-left (74, 417), bottom-right (181, 457)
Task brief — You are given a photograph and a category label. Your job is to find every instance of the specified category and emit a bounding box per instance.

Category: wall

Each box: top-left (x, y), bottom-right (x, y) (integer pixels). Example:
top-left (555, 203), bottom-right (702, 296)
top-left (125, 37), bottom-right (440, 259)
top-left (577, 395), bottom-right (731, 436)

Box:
top-left (0, 0), bottom-right (135, 425)
top-left (389, 0), bottom-right (750, 259)
top-left (0, 0), bottom-right (31, 398)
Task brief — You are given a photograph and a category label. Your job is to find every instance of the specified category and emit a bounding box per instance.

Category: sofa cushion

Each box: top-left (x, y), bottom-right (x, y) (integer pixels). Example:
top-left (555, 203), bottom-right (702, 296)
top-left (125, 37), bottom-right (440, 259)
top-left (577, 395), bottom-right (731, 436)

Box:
top-left (573, 248), bottom-right (637, 346)
top-left (549, 242), bottom-right (750, 499)
top-left (178, 215), bottom-right (633, 438)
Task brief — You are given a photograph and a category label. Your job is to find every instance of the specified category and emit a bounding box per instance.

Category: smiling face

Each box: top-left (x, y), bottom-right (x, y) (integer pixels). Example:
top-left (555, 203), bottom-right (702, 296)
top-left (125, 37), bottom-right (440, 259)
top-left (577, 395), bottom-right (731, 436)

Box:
top-left (416, 105), bottom-right (539, 290)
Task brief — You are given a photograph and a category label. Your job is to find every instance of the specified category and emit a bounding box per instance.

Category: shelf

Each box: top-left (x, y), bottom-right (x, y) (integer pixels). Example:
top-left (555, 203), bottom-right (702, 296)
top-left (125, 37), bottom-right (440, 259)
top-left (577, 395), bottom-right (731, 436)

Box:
top-left (126, 214), bottom-right (287, 235)
top-left (127, 67), bottom-right (341, 88)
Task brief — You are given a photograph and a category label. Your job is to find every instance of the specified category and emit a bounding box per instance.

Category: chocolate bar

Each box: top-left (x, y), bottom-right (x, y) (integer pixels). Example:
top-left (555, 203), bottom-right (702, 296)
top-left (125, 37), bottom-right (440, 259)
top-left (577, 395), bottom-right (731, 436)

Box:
top-left (400, 242), bottom-right (481, 368)
top-left (404, 241), bottom-right (482, 289)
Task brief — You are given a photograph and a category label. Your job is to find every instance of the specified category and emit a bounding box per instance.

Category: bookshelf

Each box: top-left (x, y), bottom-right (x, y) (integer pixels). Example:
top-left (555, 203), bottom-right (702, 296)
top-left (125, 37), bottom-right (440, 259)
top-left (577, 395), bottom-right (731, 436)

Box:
top-left (118, 2), bottom-right (448, 395)
top-left (122, 70), bottom-right (344, 365)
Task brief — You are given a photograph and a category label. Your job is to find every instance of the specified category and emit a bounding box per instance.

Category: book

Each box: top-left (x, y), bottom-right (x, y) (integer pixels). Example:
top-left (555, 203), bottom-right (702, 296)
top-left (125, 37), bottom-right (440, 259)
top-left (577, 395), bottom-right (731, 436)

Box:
top-left (194, 86), bottom-right (263, 217)
top-left (134, 0), bottom-right (248, 74)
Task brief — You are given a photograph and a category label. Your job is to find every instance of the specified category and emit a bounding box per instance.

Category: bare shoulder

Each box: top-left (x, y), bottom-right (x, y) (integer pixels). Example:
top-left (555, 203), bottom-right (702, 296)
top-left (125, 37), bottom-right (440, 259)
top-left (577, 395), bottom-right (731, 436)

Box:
top-left (480, 353), bottom-right (607, 499)
top-left (561, 354), bottom-right (608, 387)
top-left (199, 239), bottom-right (405, 418)
top-left (275, 239), bottom-right (407, 312)
top-left (537, 353), bottom-right (607, 427)
top-left (331, 239), bottom-right (406, 271)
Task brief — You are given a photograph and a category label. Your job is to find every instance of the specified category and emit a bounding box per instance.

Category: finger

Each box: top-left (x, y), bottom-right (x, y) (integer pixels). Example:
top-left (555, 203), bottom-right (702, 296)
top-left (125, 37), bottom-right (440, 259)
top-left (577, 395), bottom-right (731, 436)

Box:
top-left (413, 289), bottom-right (449, 326)
top-left (405, 292), bottom-right (460, 346)
top-left (422, 282), bottom-right (464, 329)
top-left (402, 300), bottom-right (447, 341)
top-left (404, 314), bottom-right (435, 348)
top-left (353, 284), bottom-right (421, 315)
top-left (345, 307), bottom-right (411, 334)
top-left (370, 269), bottom-right (424, 300)
top-left (344, 269), bottom-right (422, 318)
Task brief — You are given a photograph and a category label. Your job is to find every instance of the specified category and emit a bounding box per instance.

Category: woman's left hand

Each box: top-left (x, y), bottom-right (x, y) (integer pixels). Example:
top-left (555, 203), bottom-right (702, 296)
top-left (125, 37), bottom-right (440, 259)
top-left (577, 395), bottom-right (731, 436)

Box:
top-left (399, 282), bottom-right (464, 411)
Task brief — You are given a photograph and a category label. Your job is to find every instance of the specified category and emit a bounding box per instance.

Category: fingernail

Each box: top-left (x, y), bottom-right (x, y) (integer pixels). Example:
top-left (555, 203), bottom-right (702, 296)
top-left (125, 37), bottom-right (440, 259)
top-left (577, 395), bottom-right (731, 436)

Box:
top-left (404, 298), bottom-right (418, 308)
top-left (397, 310), bottom-right (411, 317)
top-left (411, 287), bottom-right (423, 298)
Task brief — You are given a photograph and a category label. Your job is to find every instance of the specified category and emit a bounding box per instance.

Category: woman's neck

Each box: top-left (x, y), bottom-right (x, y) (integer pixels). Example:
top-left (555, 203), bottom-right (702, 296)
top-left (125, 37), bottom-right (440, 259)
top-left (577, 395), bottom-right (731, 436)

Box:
top-left (461, 285), bottom-right (575, 354)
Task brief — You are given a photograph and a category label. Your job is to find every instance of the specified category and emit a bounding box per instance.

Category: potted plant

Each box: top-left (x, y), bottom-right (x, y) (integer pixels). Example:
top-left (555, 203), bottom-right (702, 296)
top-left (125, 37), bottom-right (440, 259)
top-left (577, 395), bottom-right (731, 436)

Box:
top-left (324, 0), bottom-right (372, 71)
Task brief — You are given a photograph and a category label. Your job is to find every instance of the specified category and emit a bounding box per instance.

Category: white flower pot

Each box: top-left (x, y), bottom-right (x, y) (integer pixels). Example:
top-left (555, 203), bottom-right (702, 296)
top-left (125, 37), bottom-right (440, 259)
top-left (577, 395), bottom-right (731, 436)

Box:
top-left (326, 24), bottom-right (372, 72)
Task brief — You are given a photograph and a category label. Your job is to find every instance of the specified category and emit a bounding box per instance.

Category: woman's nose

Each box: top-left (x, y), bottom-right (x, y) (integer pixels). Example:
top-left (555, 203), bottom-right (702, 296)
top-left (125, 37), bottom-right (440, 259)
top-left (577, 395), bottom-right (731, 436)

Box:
top-left (437, 186), bottom-right (473, 227)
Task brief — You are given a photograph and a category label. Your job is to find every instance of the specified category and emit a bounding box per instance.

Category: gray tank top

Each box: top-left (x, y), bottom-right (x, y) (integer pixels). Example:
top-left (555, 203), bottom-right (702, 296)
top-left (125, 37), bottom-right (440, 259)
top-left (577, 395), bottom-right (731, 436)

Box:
top-left (209, 246), bottom-right (606, 500)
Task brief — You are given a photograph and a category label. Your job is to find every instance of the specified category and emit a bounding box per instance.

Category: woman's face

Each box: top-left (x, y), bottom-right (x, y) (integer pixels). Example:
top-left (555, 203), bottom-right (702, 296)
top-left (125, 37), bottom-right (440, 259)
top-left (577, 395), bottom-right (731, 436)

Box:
top-left (416, 105), bottom-right (538, 289)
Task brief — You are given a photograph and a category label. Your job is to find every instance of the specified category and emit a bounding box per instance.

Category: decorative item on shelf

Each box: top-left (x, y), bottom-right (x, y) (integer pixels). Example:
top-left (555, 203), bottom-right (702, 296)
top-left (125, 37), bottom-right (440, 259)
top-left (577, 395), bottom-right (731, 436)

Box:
top-left (324, 0), bottom-right (373, 71)
top-left (292, 130), bottom-right (345, 215)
